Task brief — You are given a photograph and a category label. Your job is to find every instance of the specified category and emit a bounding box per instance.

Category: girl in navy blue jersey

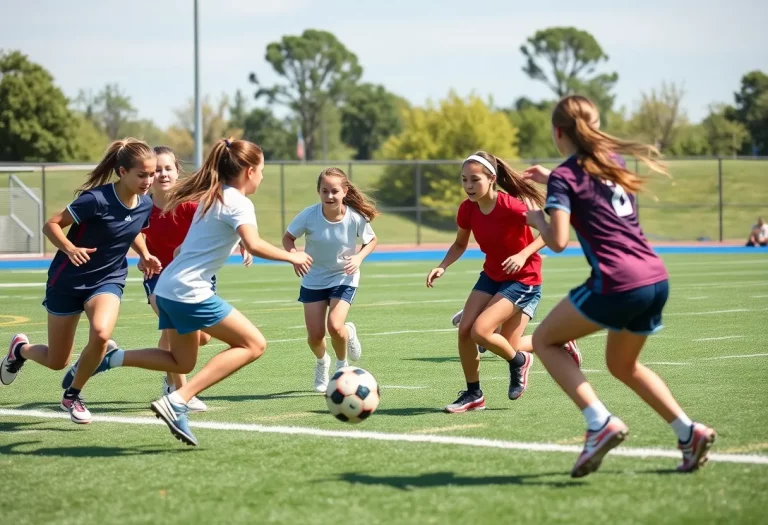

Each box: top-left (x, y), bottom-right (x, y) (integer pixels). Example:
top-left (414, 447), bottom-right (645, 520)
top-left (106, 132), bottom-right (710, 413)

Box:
top-left (2, 138), bottom-right (162, 424)
top-left (524, 95), bottom-right (715, 478)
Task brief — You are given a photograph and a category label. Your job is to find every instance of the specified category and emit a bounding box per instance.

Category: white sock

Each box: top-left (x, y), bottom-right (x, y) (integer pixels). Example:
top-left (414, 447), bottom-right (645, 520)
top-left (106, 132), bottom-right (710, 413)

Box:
top-left (168, 391), bottom-right (185, 406)
top-left (317, 353), bottom-right (330, 364)
top-left (336, 359), bottom-right (348, 370)
top-left (109, 349), bottom-right (125, 368)
top-left (671, 414), bottom-right (694, 442)
top-left (582, 401), bottom-right (612, 431)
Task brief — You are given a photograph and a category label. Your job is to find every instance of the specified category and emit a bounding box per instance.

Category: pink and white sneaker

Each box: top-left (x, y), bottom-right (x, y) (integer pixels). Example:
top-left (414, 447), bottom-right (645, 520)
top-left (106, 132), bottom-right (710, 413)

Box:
top-left (677, 423), bottom-right (717, 472)
top-left (1, 334), bottom-right (29, 386)
top-left (564, 340), bottom-right (583, 368)
top-left (571, 416), bottom-right (629, 478)
top-left (61, 394), bottom-right (92, 424)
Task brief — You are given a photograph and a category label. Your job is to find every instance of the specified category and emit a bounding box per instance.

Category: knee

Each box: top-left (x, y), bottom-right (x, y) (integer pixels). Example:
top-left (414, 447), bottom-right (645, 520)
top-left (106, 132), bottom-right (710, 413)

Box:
top-left (470, 323), bottom-right (492, 347)
top-left (245, 333), bottom-right (267, 362)
top-left (457, 321), bottom-right (474, 341)
top-left (307, 328), bottom-right (326, 348)
top-left (606, 357), bottom-right (635, 382)
top-left (88, 327), bottom-right (112, 347)
top-left (326, 319), bottom-right (346, 340)
top-left (48, 357), bottom-right (70, 371)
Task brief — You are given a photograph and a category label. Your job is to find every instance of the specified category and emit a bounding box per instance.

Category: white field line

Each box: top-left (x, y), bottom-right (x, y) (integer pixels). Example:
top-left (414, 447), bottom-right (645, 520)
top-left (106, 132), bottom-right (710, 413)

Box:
top-left (381, 385), bottom-right (428, 390)
top-left (644, 361), bottom-right (692, 366)
top-left (0, 408), bottom-right (765, 466)
top-left (702, 353), bottom-right (768, 360)
top-left (693, 335), bottom-right (745, 342)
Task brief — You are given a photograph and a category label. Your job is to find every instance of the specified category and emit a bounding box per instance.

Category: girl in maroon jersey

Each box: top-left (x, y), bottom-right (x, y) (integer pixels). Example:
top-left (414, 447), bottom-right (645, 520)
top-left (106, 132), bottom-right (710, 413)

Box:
top-left (524, 95), bottom-right (715, 477)
top-left (426, 151), bottom-right (581, 413)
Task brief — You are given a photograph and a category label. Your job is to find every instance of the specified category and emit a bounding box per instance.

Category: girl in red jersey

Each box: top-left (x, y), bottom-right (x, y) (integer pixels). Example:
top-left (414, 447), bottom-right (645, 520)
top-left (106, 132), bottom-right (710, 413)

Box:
top-left (426, 151), bottom-right (580, 413)
top-left (139, 146), bottom-right (251, 411)
top-left (524, 95), bottom-right (715, 477)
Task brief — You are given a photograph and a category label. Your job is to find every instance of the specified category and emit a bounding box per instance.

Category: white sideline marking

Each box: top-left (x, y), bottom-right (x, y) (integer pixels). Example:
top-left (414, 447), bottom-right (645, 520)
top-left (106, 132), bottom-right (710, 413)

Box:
top-left (693, 335), bottom-right (745, 342)
top-left (381, 385), bottom-right (428, 390)
top-left (703, 353), bottom-right (768, 360)
top-left (645, 361), bottom-right (691, 366)
top-left (1, 408), bottom-right (765, 466)
top-left (751, 295), bottom-right (768, 299)
top-left (686, 296), bottom-right (709, 300)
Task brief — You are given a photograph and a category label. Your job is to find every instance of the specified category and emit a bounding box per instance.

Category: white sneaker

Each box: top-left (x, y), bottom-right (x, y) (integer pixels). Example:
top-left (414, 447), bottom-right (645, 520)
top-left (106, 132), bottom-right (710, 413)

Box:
top-left (345, 322), bottom-right (361, 361)
top-left (336, 359), bottom-right (349, 371)
top-left (314, 357), bottom-right (330, 393)
top-left (161, 377), bottom-right (208, 413)
top-left (451, 310), bottom-right (463, 327)
top-left (60, 394), bottom-right (92, 424)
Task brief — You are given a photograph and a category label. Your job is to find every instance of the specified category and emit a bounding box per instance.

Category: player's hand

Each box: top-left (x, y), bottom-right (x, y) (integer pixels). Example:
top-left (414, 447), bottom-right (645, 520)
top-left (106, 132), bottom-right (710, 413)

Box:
top-left (136, 258), bottom-right (146, 273)
top-left (66, 246), bottom-right (96, 267)
top-left (522, 165), bottom-right (552, 185)
top-left (289, 251), bottom-right (312, 277)
top-left (502, 252), bottom-right (527, 274)
top-left (141, 255), bottom-right (163, 279)
top-left (240, 245), bottom-right (253, 267)
top-left (523, 198), bottom-right (545, 230)
top-left (343, 254), bottom-right (363, 275)
top-left (426, 267), bottom-right (445, 288)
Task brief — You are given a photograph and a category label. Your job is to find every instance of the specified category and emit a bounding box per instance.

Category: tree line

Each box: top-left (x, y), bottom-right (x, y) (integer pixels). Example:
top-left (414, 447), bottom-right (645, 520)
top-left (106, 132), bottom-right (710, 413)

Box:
top-left (1, 27), bottom-right (766, 164)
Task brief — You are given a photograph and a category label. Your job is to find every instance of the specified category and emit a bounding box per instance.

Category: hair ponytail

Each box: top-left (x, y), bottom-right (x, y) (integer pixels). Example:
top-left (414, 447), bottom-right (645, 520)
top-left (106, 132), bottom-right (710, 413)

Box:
top-left (77, 138), bottom-right (153, 195)
top-left (464, 151), bottom-right (544, 207)
top-left (317, 167), bottom-right (379, 221)
top-left (553, 95), bottom-right (667, 193)
top-left (164, 138), bottom-right (263, 216)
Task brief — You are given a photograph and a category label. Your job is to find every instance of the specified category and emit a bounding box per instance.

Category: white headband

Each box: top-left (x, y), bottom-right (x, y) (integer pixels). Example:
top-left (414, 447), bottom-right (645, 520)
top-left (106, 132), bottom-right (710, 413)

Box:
top-left (464, 155), bottom-right (496, 176)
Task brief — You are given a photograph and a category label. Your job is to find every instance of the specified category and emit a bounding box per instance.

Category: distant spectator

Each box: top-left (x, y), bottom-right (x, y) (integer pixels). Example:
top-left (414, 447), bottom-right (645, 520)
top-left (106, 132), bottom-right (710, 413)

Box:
top-left (746, 217), bottom-right (768, 247)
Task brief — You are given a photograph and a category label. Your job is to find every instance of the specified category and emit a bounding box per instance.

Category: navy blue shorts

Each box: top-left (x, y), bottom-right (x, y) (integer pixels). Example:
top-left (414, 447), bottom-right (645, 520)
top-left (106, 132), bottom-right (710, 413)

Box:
top-left (472, 272), bottom-right (542, 319)
top-left (569, 280), bottom-right (669, 335)
top-left (156, 295), bottom-right (233, 335)
top-left (43, 283), bottom-right (124, 316)
top-left (144, 274), bottom-right (217, 303)
top-left (298, 285), bottom-right (357, 305)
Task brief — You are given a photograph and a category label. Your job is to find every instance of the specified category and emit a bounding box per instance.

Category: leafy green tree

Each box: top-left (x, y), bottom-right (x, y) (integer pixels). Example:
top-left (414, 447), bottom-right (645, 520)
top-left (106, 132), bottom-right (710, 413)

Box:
top-left (628, 82), bottom-right (686, 152)
top-left (341, 83), bottom-right (404, 160)
top-left (249, 30), bottom-right (362, 160)
top-left (732, 70), bottom-right (768, 154)
top-left (506, 99), bottom-right (558, 158)
top-left (241, 107), bottom-right (295, 160)
top-left (377, 92), bottom-right (519, 227)
top-left (702, 105), bottom-right (750, 156)
top-left (520, 27), bottom-right (618, 114)
top-left (0, 50), bottom-right (81, 161)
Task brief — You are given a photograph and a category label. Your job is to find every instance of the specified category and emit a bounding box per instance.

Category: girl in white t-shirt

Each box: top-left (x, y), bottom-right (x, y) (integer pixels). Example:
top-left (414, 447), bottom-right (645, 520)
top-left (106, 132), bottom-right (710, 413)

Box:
top-left (75, 138), bottom-right (312, 446)
top-left (283, 167), bottom-right (378, 393)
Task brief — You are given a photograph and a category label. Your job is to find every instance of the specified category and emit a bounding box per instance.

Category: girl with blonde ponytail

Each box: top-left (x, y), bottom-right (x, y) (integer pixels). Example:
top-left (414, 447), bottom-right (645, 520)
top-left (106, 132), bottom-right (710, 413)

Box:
top-left (524, 95), bottom-right (715, 478)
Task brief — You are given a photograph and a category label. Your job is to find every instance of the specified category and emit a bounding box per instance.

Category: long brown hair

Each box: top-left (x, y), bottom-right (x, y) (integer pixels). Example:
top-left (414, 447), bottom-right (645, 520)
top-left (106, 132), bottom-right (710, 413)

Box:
top-left (464, 151), bottom-right (545, 207)
top-left (165, 138), bottom-right (263, 216)
top-left (552, 95), bottom-right (667, 193)
top-left (317, 167), bottom-right (379, 222)
top-left (77, 138), bottom-right (154, 195)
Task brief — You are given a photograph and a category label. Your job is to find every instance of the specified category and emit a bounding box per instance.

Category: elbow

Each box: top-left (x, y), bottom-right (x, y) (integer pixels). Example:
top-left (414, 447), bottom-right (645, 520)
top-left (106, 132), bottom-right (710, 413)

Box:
top-left (551, 237), bottom-right (569, 253)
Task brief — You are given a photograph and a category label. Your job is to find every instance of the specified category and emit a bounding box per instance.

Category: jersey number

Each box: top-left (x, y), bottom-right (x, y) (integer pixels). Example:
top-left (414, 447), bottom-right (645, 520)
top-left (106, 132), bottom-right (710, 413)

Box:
top-left (607, 182), bottom-right (633, 217)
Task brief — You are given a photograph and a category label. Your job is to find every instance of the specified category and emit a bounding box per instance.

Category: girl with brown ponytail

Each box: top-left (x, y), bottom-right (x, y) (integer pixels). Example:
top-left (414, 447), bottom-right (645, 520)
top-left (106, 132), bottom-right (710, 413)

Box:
top-left (426, 151), bottom-right (580, 415)
top-left (282, 167), bottom-right (378, 393)
top-left (524, 95), bottom-right (715, 477)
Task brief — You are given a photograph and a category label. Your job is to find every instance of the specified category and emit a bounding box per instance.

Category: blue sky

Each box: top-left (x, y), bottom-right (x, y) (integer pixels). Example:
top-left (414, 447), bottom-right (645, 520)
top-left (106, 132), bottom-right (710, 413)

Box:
top-left (1, 0), bottom-right (765, 127)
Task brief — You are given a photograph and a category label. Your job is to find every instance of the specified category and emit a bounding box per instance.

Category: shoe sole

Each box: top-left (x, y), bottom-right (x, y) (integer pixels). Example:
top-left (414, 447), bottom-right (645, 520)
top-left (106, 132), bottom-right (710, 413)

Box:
top-left (571, 428), bottom-right (629, 478)
top-left (150, 400), bottom-right (198, 446)
top-left (444, 399), bottom-right (486, 413)
top-left (678, 430), bottom-right (717, 472)
top-left (1, 335), bottom-right (28, 386)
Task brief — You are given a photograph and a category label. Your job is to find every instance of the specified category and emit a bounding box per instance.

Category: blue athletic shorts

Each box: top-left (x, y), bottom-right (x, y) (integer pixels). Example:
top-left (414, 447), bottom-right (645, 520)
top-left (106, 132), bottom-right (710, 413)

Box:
top-left (156, 295), bottom-right (233, 335)
top-left (569, 280), bottom-right (669, 335)
top-left (43, 283), bottom-right (124, 316)
top-left (144, 274), bottom-right (217, 303)
top-left (472, 272), bottom-right (542, 319)
top-left (298, 285), bottom-right (357, 305)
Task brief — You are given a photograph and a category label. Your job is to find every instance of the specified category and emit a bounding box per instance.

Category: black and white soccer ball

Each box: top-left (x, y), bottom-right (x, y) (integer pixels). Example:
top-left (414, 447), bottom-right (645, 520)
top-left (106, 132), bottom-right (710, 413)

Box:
top-left (325, 367), bottom-right (380, 423)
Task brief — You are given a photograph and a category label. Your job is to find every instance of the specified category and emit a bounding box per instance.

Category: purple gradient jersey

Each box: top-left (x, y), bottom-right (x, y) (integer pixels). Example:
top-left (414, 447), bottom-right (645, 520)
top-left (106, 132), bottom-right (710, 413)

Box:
top-left (544, 155), bottom-right (668, 294)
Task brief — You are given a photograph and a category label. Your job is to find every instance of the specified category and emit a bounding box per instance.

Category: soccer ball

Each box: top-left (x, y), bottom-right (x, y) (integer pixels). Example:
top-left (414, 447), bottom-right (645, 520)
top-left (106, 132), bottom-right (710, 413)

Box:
top-left (325, 367), bottom-right (380, 423)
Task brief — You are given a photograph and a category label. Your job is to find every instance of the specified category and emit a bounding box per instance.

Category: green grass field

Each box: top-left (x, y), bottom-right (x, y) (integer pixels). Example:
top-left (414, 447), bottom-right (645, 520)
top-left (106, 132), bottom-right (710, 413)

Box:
top-left (3, 158), bottom-right (767, 246)
top-left (1, 253), bottom-right (768, 524)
